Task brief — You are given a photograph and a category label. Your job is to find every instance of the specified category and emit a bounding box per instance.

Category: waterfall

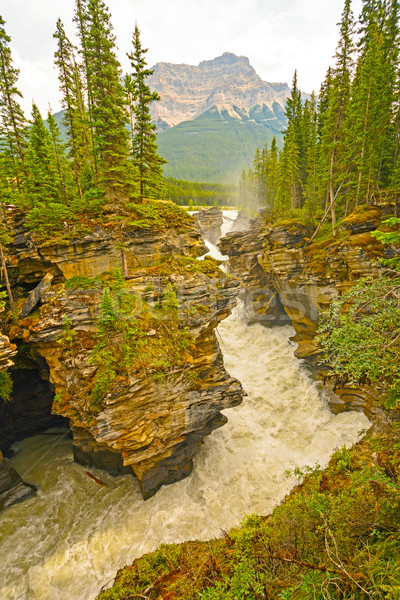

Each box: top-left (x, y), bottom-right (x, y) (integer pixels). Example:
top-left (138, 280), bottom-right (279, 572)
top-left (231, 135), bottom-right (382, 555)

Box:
top-left (0, 211), bottom-right (370, 600)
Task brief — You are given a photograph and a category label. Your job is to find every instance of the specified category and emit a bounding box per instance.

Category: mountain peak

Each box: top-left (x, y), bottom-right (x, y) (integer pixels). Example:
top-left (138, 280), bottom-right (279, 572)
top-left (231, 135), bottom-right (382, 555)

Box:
top-left (148, 53), bottom-right (292, 130)
top-left (198, 53), bottom-right (250, 68)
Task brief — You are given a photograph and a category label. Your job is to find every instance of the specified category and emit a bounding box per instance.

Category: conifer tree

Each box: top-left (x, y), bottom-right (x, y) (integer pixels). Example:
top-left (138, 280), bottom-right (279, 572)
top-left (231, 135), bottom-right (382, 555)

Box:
top-left (348, 0), bottom-right (399, 204)
top-left (302, 93), bottom-right (319, 219)
top-left (53, 18), bottom-right (93, 196)
top-left (265, 137), bottom-right (279, 209)
top-left (74, 0), bottom-right (97, 176)
top-left (24, 104), bottom-right (61, 206)
top-left (46, 109), bottom-right (72, 203)
top-left (319, 0), bottom-right (355, 232)
top-left (278, 71), bottom-right (303, 210)
top-left (253, 146), bottom-right (266, 205)
top-left (126, 23), bottom-right (166, 199)
top-left (0, 15), bottom-right (27, 196)
top-left (317, 67), bottom-right (333, 140)
top-left (81, 0), bottom-right (132, 199)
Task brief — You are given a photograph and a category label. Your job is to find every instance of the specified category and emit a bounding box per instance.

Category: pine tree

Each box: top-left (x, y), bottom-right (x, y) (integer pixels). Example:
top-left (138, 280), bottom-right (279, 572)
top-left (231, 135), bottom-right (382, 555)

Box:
top-left (0, 15), bottom-right (27, 196)
top-left (347, 0), bottom-right (399, 204)
top-left (46, 109), bottom-right (72, 203)
top-left (126, 23), bottom-right (166, 199)
top-left (319, 0), bottom-right (355, 232)
top-left (279, 71), bottom-right (303, 210)
top-left (302, 93), bottom-right (319, 220)
top-left (53, 18), bottom-right (93, 196)
top-left (74, 0), bottom-right (97, 177)
top-left (387, 0), bottom-right (400, 199)
top-left (82, 0), bottom-right (132, 199)
top-left (253, 146), bottom-right (265, 205)
top-left (317, 67), bottom-right (333, 140)
top-left (265, 137), bottom-right (279, 209)
top-left (24, 104), bottom-right (61, 206)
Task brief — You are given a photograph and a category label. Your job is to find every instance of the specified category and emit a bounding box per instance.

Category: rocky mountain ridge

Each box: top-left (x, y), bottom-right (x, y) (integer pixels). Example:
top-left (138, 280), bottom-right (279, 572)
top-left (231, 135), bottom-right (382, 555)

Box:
top-left (149, 52), bottom-right (291, 131)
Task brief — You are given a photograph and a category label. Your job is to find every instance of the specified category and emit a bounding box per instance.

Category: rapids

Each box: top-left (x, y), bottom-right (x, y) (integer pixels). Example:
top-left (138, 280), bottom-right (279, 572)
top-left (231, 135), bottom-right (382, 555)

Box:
top-left (0, 211), bottom-right (370, 600)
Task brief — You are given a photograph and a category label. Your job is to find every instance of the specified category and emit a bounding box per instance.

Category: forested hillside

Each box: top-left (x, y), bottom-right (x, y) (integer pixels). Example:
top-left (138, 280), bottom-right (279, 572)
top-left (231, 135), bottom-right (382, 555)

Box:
top-left (165, 178), bottom-right (238, 207)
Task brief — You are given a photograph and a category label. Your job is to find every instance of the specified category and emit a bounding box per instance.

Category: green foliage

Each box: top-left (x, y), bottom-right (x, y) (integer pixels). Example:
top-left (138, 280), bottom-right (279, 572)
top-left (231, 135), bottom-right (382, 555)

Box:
top-left (0, 289), bottom-right (7, 312)
top-left (317, 275), bottom-right (400, 408)
top-left (200, 558), bottom-right (264, 600)
top-left (372, 217), bottom-right (400, 268)
top-left (126, 23), bottom-right (166, 199)
top-left (157, 105), bottom-right (285, 185)
top-left (63, 275), bottom-right (98, 289)
top-left (331, 445), bottom-right (352, 473)
top-left (127, 198), bottom-right (193, 231)
top-left (149, 254), bottom-right (222, 277)
top-left (26, 202), bottom-right (74, 238)
top-left (56, 315), bottom-right (78, 352)
top-left (97, 423), bottom-right (400, 600)
top-left (87, 275), bottom-right (194, 410)
top-left (0, 370), bottom-right (12, 401)
top-left (165, 177), bottom-right (238, 207)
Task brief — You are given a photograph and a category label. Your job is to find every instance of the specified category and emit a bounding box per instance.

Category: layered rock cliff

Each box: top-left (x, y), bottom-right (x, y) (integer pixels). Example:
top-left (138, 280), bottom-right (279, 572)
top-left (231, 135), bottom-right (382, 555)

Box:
top-left (193, 207), bottom-right (223, 245)
top-left (0, 204), bottom-right (243, 501)
top-left (220, 205), bottom-right (399, 413)
top-left (149, 53), bottom-right (291, 130)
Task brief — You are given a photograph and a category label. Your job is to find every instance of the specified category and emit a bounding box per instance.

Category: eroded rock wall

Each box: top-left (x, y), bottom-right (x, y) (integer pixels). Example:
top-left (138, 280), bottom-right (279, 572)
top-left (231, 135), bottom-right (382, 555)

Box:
top-left (2, 211), bottom-right (243, 500)
top-left (193, 207), bottom-right (223, 245)
top-left (221, 207), bottom-right (399, 413)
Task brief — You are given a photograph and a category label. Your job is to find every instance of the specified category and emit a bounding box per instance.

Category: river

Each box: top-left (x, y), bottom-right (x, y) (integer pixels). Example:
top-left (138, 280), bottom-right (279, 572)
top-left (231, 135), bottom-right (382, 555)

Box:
top-left (0, 212), bottom-right (370, 600)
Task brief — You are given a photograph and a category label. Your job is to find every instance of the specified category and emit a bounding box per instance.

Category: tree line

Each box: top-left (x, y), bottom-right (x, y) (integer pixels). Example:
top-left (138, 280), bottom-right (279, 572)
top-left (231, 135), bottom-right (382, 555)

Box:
top-left (0, 0), bottom-right (165, 229)
top-left (240, 0), bottom-right (400, 232)
top-left (165, 178), bottom-right (239, 208)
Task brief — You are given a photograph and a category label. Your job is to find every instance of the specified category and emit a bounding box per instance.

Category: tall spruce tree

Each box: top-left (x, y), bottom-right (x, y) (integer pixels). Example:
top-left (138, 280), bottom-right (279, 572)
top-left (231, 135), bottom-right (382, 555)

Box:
top-left (348, 0), bottom-right (399, 203)
top-left (24, 103), bottom-right (66, 206)
top-left (319, 0), bottom-right (355, 232)
top-left (81, 0), bottom-right (132, 200)
top-left (74, 0), bottom-right (97, 177)
top-left (125, 24), bottom-right (166, 198)
top-left (126, 23), bottom-right (166, 199)
top-left (46, 109), bottom-right (72, 203)
top-left (265, 137), bottom-right (279, 209)
top-left (302, 93), bottom-right (319, 220)
top-left (277, 71), bottom-right (302, 210)
top-left (54, 18), bottom-right (93, 197)
top-left (0, 15), bottom-right (27, 197)
top-left (253, 146), bottom-right (267, 206)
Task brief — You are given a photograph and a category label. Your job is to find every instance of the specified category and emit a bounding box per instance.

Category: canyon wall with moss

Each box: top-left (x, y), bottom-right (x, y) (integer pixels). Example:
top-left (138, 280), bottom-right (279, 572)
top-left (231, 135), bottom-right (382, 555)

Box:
top-left (220, 204), bottom-right (399, 414)
top-left (0, 204), bottom-right (243, 502)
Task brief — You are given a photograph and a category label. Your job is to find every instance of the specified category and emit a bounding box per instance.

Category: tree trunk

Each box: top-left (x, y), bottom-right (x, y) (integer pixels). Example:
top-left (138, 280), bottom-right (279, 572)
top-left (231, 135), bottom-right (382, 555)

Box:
top-left (0, 243), bottom-right (15, 312)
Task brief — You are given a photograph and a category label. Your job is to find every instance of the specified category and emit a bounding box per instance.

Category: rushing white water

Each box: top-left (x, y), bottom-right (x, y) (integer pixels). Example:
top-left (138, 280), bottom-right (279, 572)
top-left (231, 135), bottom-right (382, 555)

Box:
top-left (198, 209), bottom-right (237, 261)
top-left (0, 211), bottom-right (370, 600)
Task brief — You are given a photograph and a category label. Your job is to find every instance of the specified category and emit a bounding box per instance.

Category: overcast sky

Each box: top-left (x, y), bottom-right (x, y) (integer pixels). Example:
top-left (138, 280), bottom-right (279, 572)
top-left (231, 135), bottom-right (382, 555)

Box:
top-left (2, 0), bottom-right (363, 116)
